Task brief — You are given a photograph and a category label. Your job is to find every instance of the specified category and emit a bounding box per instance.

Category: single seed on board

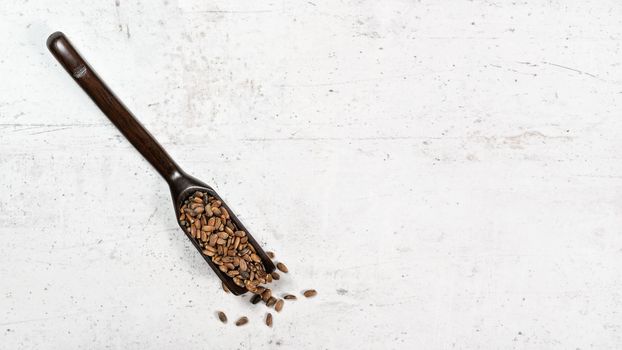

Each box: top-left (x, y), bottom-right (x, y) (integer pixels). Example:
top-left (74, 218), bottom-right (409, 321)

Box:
top-left (265, 313), bottom-right (273, 327)
top-left (261, 289), bottom-right (272, 302)
top-left (275, 299), bottom-right (284, 312)
top-left (235, 316), bottom-right (248, 326)
top-left (217, 311), bottom-right (227, 323)
top-left (276, 262), bottom-right (288, 273)
top-left (303, 289), bottom-right (317, 298)
top-left (250, 294), bottom-right (262, 304)
top-left (271, 271), bottom-right (280, 280)
top-left (267, 251), bottom-right (275, 259)
top-left (283, 294), bottom-right (296, 300)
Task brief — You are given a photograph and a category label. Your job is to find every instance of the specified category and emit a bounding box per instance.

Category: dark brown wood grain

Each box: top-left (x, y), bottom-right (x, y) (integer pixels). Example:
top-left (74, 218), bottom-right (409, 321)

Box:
top-left (47, 31), bottom-right (275, 295)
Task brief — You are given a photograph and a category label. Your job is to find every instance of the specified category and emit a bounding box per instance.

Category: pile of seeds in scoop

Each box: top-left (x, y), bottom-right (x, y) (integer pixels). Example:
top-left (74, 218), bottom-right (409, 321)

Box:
top-left (179, 191), bottom-right (270, 291)
top-left (179, 190), bottom-right (317, 327)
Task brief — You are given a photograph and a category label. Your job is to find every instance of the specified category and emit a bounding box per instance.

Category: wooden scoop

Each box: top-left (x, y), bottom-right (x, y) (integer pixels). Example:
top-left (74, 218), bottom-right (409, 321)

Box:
top-left (47, 31), bottom-right (275, 295)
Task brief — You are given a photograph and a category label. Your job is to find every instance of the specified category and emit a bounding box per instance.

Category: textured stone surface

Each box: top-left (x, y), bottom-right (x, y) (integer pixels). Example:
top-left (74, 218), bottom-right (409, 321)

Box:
top-left (1, 1), bottom-right (621, 349)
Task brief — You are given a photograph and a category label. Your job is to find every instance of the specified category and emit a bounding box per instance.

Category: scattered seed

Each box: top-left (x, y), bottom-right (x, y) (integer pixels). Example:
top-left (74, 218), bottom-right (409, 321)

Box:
top-left (283, 294), bottom-right (297, 300)
top-left (217, 311), bottom-right (227, 323)
top-left (267, 251), bottom-right (275, 259)
top-left (235, 316), bottom-right (248, 326)
top-left (303, 289), bottom-right (317, 298)
top-left (275, 299), bottom-right (284, 312)
top-left (265, 313), bottom-right (273, 327)
top-left (276, 262), bottom-right (288, 273)
top-left (250, 294), bottom-right (262, 304)
top-left (261, 289), bottom-right (272, 302)
top-left (271, 271), bottom-right (280, 280)
top-left (266, 296), bottom-right (277, 307)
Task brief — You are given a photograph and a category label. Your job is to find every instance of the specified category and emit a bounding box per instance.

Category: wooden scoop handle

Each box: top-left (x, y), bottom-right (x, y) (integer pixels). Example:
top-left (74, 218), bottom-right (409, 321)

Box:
top-left (47, 31), bottom-right (184, 184)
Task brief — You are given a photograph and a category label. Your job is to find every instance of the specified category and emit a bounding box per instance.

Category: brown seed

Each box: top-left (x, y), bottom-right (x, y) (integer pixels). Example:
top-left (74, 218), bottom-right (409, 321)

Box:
top-left (276, 262), bottom-right (288, 273)
top-left (250, 294), bottom-right (262, 304)
top-left (283, 294), bottom-right (297, 300)
top-left (222, 282), bottom-right (230, 293)
top-left (212, 200), bottom-right (222, 208)
top-left (271, 272), bottom-right (280, 280)
top-left (190, 225), bottom-right (197, 239)
top-left (217, 311), bottom-right (227, 323)
top-left (275, 299), bottom-right (284, 312)
top-left (194, 206), bottom-right (204, 214)
top-left (267, 251), bottom-right (275, 259)
top-left (219, 265), bottom-right (228, 272)
top-left (266, 297), bottom-right (277, 307)
top-left (208, 234), bottom-right (218, 247)
top-left (235, 316), bottom-right (248, 326)
top-left (246, 283), bottom-right (257, 293)
top-left (205, 207), bottom-right (213, 217)
top-left (261, 289), bottom-right (272, 302)
top-left (193, 197), bottom-right (203, 204)
top-left (239, 259), bottom-right (247, 272)
top-left (233, 237), bottom-right (240, 250)
top-left (250, 254), bottom-right (261, 263)
top-left (224, 226), bottom-right (234, 235)
top-left (216, 238), bottom-right (226, 245)
top-left (225, 263), bottom-right (235, 270)
top-left (303, 289), bottom-right (317, 298)
top-left (217, 231), bottom-right (228, 239)
top-left (265, 313), bottom-right (273, 327)
top-left (207, 217), bottom-right (216, 227)
top-left (235, 231), bottom-right (246, 237)
top-left (202, 225), bottom-right (215, 232)
top-left (221, 207), bottom-right (230, 219)
top-left (212, 207), bottom-right (222, 216)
